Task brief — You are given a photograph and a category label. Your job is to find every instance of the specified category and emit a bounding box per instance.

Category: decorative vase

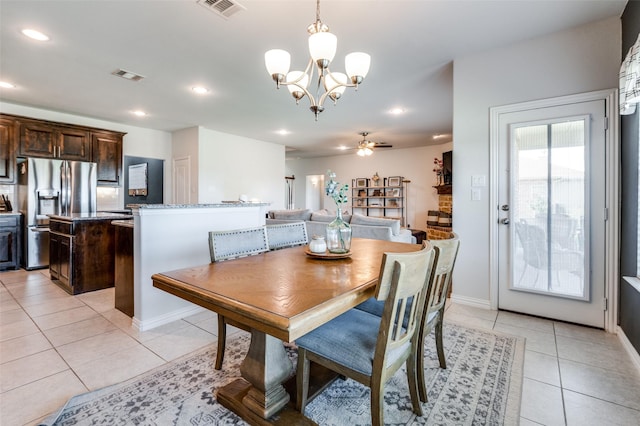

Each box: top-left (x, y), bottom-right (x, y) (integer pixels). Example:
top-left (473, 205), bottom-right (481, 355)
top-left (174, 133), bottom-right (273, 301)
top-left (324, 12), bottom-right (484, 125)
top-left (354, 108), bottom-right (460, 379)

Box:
top-left (326, 208), bottom-right (352, 254)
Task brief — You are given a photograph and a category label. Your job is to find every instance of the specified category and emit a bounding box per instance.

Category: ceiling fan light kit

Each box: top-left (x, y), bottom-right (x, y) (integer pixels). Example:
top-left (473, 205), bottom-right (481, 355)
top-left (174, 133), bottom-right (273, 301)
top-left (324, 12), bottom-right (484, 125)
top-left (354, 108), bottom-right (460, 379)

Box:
top-left (264, 0), bottom-right (371, 120)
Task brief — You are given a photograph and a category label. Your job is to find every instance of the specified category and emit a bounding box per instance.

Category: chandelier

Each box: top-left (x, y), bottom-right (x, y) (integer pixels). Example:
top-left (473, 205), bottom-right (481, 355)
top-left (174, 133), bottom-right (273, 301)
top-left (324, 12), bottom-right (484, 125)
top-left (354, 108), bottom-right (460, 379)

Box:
top-left (264, 0), bottom-right (371, 120)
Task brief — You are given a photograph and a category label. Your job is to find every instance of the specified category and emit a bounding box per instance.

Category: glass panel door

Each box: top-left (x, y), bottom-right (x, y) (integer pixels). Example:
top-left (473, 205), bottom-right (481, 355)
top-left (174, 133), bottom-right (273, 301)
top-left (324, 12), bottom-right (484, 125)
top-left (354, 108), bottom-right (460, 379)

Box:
top-left (511, 118), bottom-right (589, 300)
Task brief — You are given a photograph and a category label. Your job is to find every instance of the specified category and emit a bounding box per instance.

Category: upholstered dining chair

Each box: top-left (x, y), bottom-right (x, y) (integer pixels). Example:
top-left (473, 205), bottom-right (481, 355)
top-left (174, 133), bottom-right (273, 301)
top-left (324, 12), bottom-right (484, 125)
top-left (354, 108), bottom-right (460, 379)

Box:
top-left (266, 221), bottom-right (309, 250)
top-left (208, 226), bottom-right (269, 370)
top-left (295, 242), bottom-right (436, 426)
top-left (355, 233), bottom-right (460, 402)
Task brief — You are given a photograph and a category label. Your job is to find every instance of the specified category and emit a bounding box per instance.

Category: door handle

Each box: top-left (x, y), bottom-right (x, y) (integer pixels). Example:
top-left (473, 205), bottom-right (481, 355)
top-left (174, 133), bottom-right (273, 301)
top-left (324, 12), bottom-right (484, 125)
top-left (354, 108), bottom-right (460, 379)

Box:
top-left (500, 218), bottom-right (510, 225)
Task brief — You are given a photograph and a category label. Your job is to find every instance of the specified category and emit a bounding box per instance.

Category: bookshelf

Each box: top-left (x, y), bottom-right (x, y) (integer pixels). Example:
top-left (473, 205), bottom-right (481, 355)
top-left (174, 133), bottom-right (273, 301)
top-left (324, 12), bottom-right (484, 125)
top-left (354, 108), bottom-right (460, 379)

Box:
top-left (351, 176), bottom-right (405, 225)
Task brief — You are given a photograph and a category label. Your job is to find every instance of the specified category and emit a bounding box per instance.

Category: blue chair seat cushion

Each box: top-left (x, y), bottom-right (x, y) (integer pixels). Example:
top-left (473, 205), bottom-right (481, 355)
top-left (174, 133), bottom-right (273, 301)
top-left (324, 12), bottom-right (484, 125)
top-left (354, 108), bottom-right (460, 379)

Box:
top-left (296, 309), bottom-right (411, 376)
top-left (355, 297), bottom-right (439, 328)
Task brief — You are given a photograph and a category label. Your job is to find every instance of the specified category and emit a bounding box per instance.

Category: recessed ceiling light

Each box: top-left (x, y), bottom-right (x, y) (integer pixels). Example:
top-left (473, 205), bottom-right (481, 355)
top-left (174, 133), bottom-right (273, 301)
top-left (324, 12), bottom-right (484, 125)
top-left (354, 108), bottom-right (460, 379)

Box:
top-left (0, 81), bottom-right (16, 89)
top-left (338, 145), bottom-right (349, 151)
top-left (275, 129), bottom-right (290, 135)
top-left (21, 29), bottom-right (49, 41)
top-left (131, 110), bottom-right (147, 117)
top-left (389, 107), bottom-right (405, 115)
top-left (192, 86), bottom-right (209, 94)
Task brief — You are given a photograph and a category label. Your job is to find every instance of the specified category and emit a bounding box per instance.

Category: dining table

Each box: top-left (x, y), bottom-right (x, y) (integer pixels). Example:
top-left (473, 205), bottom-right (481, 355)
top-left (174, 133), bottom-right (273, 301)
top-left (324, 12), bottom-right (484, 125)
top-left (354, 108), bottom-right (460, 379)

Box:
top-left (152, 238), bottom-right (422, 425)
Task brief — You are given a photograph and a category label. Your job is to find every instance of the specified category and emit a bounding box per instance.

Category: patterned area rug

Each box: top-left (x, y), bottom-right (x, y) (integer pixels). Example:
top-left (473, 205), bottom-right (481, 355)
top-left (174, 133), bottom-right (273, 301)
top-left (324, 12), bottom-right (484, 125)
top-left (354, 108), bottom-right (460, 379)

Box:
top-left (41, 322), bottom-right (524, 425)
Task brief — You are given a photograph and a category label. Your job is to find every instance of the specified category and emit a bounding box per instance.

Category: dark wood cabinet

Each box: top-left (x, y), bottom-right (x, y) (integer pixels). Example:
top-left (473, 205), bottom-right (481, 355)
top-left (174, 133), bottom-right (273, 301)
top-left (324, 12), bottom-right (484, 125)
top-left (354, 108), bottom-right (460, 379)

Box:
top-left (0, 118), bottom-right (16, 183)
top-left (114, 222), bottom-right (134, 316)
top-left (49, 217), bottom-right (117, 295)
top-left (1, 113), bottom-right (126, 187)
top-left (0, 215), bottom-right (20, 270)
top-left (92, 131), bottom-right (123, 186)
top-left (19, 120), bottom-right (91, 161)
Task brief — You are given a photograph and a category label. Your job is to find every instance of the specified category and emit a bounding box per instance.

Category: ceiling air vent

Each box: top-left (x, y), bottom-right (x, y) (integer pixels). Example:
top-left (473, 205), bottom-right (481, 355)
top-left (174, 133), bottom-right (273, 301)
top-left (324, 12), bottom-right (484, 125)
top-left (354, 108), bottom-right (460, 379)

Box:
top-left (111, 69), bottom-right (145, 82)
top-left (197, 0), bottom-right (246, 19)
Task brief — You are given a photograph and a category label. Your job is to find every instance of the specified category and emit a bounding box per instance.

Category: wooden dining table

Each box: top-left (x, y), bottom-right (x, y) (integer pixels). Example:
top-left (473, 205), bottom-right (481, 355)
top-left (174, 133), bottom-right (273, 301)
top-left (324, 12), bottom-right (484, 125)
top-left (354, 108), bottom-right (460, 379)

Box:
top-left (152, 238), bottom-right (422, 425)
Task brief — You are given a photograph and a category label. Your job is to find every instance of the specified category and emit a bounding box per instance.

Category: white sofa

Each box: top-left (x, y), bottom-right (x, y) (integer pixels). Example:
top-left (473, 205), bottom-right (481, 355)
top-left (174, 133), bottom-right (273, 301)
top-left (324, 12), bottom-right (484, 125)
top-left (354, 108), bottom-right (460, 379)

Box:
top-left (266, 209), bottom-right (416, 244)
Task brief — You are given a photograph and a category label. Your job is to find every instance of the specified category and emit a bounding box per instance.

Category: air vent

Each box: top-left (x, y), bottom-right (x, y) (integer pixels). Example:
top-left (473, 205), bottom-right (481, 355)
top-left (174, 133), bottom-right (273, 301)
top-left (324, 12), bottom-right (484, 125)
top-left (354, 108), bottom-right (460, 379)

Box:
top-left (197, 0), bottom-right (246, 19)
top-left (111, 69), bottom-right (145, 82)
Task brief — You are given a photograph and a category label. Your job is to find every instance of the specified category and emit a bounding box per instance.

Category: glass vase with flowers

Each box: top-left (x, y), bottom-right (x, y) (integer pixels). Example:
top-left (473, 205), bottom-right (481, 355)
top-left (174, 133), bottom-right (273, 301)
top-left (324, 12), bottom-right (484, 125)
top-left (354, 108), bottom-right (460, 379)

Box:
top-left (325, 170), bottom-right (352, 253)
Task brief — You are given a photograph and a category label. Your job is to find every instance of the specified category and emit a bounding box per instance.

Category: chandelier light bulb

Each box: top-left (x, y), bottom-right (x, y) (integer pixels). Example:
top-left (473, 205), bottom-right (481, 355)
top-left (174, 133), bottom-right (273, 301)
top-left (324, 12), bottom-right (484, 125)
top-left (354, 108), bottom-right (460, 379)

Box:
top-left (345, 52), bottom-right (371, 84)
top-left (324, 72), bottom-right (347, 101)
top-left (286, 71), bottom-right (309, 101)
top-left (265, 49), bottom-right (291, 83)
top-left (308, 31), bottom-right (337, 68)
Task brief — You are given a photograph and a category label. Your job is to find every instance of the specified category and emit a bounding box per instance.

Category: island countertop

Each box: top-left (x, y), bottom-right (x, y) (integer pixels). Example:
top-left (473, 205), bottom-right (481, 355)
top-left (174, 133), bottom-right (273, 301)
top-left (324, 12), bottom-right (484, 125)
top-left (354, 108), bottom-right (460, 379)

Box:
top-left (48, 212), bottom-right (133, 222)
top-left (128, 202), bottom-right (270, 209)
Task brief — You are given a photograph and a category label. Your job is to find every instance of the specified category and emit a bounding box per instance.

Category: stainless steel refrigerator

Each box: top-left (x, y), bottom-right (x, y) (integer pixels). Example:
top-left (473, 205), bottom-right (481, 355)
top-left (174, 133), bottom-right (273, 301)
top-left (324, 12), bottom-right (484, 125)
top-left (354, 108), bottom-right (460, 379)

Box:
top-left (18, 157), bottom-right (97, 269)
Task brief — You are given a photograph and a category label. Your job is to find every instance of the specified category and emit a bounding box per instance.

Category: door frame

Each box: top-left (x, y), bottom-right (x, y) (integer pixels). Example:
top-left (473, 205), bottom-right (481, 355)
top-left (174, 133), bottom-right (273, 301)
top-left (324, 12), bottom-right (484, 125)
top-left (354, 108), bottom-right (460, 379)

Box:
top-left (489, 89), bottom-right (620, 332)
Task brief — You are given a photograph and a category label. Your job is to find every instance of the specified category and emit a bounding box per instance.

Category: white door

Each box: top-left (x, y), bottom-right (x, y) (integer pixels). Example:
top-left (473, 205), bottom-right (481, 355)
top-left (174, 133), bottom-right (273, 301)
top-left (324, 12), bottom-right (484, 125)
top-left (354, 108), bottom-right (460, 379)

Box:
top-left (173, 157), bottom-right (191, 205)
top-left (496, 99), bottom-right (607, 328)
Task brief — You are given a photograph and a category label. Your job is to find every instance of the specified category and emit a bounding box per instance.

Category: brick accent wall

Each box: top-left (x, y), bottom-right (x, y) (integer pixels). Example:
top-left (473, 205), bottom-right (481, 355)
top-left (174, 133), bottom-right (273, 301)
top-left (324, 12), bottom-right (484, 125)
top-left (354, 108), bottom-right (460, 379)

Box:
top-left (439, 194), bottom-right (452, 214)
top-left (427, 193), bottom-right (453, 239)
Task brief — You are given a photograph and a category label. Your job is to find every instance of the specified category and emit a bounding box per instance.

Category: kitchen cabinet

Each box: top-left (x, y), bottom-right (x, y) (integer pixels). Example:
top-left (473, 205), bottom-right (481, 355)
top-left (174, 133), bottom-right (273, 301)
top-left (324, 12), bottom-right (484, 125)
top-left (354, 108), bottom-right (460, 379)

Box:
top-left (0, 214), bottom-right (20, 271)
top-left (0, 117), bottom-right (16, 183)
top-left (1, 113), bottom-right (126, 187)
top-left (19, 119), bottom-right (91, 161)
top-left (49, 214), bottom-right (128, 295)
top-left (91, 131), bottom-right (124, 186)
top-left (113, 220), bottom-right (133, 316)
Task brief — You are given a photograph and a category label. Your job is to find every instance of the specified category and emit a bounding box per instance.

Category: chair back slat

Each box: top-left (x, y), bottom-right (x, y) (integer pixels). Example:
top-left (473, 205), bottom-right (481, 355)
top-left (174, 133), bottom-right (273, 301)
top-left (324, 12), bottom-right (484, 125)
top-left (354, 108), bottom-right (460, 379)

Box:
top-left (209, 226), bottom-right (269, 262)
top-left (266, 221), bottom-right (309, 250)
top-left (425, 234), bottom-right (460, 315)
top-left (374, 243), bottom-right (436, 368)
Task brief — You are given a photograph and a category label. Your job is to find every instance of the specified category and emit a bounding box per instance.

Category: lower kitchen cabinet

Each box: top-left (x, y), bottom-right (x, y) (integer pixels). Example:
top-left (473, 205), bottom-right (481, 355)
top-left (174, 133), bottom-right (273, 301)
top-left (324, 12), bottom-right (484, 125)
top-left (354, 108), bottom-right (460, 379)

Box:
top-left (49, 216), bottom-right (119, 295)
top-left (0, 214), bottom-right (20, 271)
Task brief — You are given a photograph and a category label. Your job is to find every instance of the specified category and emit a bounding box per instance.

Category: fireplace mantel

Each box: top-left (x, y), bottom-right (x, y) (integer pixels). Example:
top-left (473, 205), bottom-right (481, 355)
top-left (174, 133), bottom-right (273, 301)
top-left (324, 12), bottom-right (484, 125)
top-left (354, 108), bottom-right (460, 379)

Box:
top-left (433, 184), bottom-right (452, 195)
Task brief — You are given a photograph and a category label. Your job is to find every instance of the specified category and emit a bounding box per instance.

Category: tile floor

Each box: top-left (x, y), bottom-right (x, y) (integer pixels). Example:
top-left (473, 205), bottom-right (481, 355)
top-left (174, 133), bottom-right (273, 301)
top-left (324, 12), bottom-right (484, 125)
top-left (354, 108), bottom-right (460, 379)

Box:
top-left (1, 269), bottom-right (639, 426)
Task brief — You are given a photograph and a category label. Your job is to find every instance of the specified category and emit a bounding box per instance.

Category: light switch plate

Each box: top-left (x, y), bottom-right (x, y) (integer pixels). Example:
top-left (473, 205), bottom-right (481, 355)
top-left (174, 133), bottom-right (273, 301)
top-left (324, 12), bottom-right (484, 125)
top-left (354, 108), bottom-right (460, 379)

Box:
top-left (471, 188), bottom-right (481, 201)
top-left (471, 175), bottom-right (486, 187)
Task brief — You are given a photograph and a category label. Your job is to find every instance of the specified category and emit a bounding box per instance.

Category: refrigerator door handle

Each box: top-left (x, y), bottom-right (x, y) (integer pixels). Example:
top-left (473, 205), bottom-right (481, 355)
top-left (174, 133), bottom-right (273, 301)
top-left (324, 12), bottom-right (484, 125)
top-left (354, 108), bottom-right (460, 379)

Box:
top-left (60, 161), bottom-right (68, 215)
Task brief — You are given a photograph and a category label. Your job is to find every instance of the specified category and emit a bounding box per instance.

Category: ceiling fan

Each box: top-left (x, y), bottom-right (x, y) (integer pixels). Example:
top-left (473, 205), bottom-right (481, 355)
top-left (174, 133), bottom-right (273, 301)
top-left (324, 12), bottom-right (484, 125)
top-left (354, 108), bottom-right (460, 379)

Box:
top-left (356, 132), bottom-right (393, 156)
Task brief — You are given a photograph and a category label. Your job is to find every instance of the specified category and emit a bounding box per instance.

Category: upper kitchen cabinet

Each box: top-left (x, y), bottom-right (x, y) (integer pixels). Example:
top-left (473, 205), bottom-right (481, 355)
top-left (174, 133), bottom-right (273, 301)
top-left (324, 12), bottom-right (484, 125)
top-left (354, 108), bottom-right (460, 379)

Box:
top-left (91, 131), bottom-right (124, 186)
top-left (0, 117), bottom-right (16, 183)
top-left (19, 119), bottom-right (91, 161)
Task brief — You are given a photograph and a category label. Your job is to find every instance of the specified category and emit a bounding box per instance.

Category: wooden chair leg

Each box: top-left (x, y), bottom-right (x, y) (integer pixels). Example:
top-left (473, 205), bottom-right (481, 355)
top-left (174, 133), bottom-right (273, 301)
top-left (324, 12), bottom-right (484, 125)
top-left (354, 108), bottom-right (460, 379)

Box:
top-left (214, 314), bottom-right (227, 370)
top-left (435, 319), bottom-right (446, 369)
top-left (296, 348), bottom-right (310, 413)
top-left (407, 357), bottom-right (423, 417)
top-left (370, 378), bottom-right (384, 426)
top-left (417, 325), bottom-right (428, 403)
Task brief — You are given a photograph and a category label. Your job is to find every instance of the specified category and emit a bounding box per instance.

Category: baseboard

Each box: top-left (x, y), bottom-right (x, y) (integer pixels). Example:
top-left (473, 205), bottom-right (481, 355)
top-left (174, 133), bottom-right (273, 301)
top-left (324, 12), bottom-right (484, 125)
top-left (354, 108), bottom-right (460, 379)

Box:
top-left (449, 294), bottom-right (492, 310)
top-left (132, 305), bottom-right (205, 332)
top-left (616, 325), bottom-right (640, 374)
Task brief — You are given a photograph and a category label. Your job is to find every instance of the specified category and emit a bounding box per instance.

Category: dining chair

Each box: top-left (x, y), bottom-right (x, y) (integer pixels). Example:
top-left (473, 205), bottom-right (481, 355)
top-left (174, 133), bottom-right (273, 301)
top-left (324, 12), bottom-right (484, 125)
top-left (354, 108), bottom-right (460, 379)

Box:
top-left (295, 242), bottom-right (436, 426)
top-left (354, 233), bottom-right (460, 402)
top-left (208, 226), bottom-right (269, 370)
top-left (266, 221), bottom-right (309, 250)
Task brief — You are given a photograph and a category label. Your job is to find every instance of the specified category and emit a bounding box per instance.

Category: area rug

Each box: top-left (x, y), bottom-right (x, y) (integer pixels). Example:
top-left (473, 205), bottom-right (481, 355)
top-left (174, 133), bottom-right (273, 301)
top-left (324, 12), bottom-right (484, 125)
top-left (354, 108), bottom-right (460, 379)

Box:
top-left (40, 322), bottom-right (524, 425)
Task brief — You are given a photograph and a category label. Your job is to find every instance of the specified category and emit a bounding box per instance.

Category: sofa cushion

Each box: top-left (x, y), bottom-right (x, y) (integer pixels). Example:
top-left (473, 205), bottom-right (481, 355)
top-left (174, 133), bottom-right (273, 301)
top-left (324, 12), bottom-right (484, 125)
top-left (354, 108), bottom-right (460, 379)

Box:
top-left (350, 213), bottom-right (401, 236)
top-left (270, 209), bottom-right (312, 221)
top-left (311, 211), bottom-right (352, 223)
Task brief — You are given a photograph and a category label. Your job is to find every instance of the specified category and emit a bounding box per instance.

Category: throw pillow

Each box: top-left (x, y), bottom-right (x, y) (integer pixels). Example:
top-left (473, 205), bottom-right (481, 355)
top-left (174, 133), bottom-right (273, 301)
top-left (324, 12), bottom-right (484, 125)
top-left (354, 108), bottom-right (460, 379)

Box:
top-left (350, 213), bottom-right (401, 236)
top-left (271, 209), bottom-right (312, 221)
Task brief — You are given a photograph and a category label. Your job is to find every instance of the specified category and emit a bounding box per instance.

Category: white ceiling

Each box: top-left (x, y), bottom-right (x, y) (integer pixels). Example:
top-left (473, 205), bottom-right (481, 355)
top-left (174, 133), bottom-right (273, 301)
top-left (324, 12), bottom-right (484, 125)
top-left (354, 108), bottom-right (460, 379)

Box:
top-left (0, 0), bottom-right (627, 158)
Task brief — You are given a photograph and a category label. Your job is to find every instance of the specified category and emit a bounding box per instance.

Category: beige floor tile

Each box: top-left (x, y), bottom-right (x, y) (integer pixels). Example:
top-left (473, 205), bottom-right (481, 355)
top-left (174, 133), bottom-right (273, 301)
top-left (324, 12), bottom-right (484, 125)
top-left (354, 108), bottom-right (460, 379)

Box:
top-left (0, 317), bottom-right (40, 342)
top-left (73, 344), bottom-right (166, 390)
top-left (7, 281), bottom-right (67, 301)
top-left (556, 335), bottom-right (635, 375)
top-left (0, 332), bottom-right (52, 364)
top-left (100, 307), bottom-right (134, 330)
top-left (0, 269), bottom-right (50, 286)
top-left (32, 306), bottom-right (100, 331)
top-left (142, 323), bottom-right (217, 361)
top-left (519, 417), bottom-right (543, 425)
top-left (0, 307), bottom-right (31, 326)
top-left (0, 295), bottom-right (21, 313)
top-left (446, 302), bottom-right (498, 321)
top-left (76, 287), bottom-right (115, 313)
top-left (22, 296), bottom-right (86, 318)
top-left (0, 349), bottom-right (69, 393)
top-left (559, 358), bottom-right (640, 410)
top-left (43, 315), bottom-right (117, 347)
top-left (494, 323), bottom-right (558, 356)
top-left (553, 321), bottom-right (617, 346)
top-left (519, 378), bottom-right (565, 426)
top-left (443, 310), bottom-right (496, 331)
top-left (13, 288), bottom-right (71, 308)
top-left (564, 389), bottom-right (640, 426)
top-left (183, 308), bottom-right (217, 325)
top-left (131, 319), bottom-right (193, 343)
top-left (0, 370), bottom-right (87, 426)
top-left (192, 316), bottom-right (220, 335)
top-left (496, 311), bottom-right (554, 333)
top-left (523, 350), bottom-right (560, 386)
top-left (56, 329), bottom-right (141, 369)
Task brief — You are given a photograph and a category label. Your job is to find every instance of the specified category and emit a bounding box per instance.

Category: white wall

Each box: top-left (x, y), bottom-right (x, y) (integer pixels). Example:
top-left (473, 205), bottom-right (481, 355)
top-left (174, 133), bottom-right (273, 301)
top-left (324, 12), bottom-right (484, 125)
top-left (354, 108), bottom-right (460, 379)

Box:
top-left (198, 128), bottom-right (286, 208)
top-left (0, 101), bottom-right (173, 209)
top-left (286, 142), bottom-right (452, 231)
top-left (452, 17), bottom-right (621, 305)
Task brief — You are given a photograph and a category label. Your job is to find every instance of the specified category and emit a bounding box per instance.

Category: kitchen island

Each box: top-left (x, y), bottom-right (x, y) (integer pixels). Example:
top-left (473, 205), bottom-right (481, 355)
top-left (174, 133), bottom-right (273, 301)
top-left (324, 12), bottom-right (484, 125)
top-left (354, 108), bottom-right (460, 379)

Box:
top-left (48, 212), bottom-right (132, 294)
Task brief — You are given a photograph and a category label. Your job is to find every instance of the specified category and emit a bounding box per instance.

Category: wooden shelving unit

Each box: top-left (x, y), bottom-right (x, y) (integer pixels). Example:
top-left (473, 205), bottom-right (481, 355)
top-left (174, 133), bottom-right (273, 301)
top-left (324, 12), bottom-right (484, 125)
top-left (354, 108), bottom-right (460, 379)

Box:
top-left (351, 176), bottom-right (405, 225)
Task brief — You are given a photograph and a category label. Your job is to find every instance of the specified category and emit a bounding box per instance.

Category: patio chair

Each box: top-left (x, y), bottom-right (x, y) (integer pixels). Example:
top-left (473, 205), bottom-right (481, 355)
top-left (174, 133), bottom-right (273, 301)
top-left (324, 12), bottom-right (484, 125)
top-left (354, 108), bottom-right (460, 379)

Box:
top-left (208, 226), bottom-right (269, 370)
top-left (295, 242), bottom-right (436, 426)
